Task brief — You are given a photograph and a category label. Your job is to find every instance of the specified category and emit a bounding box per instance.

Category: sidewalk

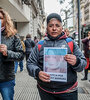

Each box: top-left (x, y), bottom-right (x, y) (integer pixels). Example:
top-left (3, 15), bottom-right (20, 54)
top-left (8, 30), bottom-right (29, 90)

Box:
top-left (78, 72), bottom-right (90, 100)
top-left (0, 66), bottom-right (90, 100)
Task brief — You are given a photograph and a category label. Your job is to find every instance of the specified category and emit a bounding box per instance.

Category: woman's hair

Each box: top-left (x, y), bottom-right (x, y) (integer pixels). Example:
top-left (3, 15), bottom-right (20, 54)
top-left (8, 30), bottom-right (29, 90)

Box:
top-left (0, 9), bottom-right (17, 37)
top-left (26, 34), bottom-right (31, 38)
top-left (64, 28), bottom-right (70, 36)
top-left (64, 28), bottom-right (69, 33)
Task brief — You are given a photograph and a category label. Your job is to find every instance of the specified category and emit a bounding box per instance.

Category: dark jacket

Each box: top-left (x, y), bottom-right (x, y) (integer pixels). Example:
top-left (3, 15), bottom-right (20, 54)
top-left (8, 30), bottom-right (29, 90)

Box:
top-left (0, 30), bottom-right (24, 82)
top-left (82, 37), bottom-right (90, 58)
top-left (27, 33), bottom-right (86, 92)
top-left (25, 38), bottom-right (35, 54)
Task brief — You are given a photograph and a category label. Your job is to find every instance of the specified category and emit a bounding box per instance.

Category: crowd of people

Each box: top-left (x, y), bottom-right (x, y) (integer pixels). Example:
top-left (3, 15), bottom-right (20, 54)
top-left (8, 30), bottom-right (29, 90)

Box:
top-left (0, 7), bottom-right (89, 100)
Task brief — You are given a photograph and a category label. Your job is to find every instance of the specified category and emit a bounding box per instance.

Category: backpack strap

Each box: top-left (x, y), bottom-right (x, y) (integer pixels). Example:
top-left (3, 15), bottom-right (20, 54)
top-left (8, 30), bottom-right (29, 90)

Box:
top-left (38, 38), bottom-right (73, 53)
top-left (38, 40), bottom-right (44, 51)
top-left (65, 38), bottom-right (73, 54)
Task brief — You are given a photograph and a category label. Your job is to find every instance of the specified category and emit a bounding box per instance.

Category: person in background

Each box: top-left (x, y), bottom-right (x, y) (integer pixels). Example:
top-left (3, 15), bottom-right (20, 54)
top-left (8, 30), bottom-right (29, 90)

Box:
top-left (14, 37), bottom-right (25, 73)
top-left (81, 31), bottom-right (90, 81)
top-left (27, 13), bottom-right (86, 100)
top-left (25, 34), bottom-right (35, 61)
top-left (34, 36), bottom-right (39, 45)
top-left (0, 8), bottom-right (24, 100)
top-left (42, 33), bottom-right (47, 40)
top-left (64, 28), bottom-right (74, 39)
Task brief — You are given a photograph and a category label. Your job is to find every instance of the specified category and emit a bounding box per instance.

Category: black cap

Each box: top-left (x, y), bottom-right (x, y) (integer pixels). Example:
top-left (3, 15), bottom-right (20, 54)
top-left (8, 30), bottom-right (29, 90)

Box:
top-left (47, 13), bottom-right (62, 24)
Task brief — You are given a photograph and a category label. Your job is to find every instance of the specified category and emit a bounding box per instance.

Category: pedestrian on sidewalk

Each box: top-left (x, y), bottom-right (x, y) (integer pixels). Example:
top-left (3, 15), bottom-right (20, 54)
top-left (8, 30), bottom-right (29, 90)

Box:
top-left (81, 31), bottom-right (90, 81)
top-left (15, 37), bottom-right (25, 73)
top-left (24, 34), bottom-right (35, 61)
top-left (64, 28), bottom-right (74, 39)
top-left (0, 8), bottom-right (24, 100)
top-left (27, 13), bottom-right (86, 100)
top-left (34, 36), bottom-right (39, 45)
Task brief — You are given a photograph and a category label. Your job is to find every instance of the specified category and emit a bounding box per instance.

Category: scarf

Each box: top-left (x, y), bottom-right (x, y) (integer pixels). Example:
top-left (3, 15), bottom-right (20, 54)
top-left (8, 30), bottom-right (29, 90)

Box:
top-left (47, 32), bottom-right (65, 41)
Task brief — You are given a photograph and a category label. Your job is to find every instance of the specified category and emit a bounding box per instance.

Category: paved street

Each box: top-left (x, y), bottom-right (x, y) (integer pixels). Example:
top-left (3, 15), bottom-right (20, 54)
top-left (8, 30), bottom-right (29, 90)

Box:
top-left (0, 65), bottom-right (90, 100)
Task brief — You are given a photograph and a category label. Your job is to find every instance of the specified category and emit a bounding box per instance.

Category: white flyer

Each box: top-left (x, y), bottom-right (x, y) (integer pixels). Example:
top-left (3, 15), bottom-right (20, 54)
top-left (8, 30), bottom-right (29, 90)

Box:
top-left (44, 47), bottom-right (67, 82)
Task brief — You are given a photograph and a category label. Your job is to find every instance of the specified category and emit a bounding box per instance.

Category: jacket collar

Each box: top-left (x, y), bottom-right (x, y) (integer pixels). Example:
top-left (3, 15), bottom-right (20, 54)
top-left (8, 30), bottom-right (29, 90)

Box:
top-left (45, 32), bottom-right (67, 41)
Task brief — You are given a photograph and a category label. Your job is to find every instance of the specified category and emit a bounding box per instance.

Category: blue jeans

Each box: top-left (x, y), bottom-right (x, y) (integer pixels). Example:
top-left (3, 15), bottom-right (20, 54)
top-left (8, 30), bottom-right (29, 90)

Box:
top-left (15, 61), bottom-right (18, 73)
top-left (0, 80), bottom-right (15, 100)
top-left (15, 61), bottom-right (23, 73)
top-left (19, 60), bottom-right (23, 71)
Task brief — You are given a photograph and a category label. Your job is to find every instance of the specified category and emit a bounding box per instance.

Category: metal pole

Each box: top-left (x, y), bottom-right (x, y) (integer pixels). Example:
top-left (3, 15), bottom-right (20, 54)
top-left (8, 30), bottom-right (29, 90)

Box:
top-left (66, 11), bottom-right (68, 28)
top-left (77, 0), bottom-right (81, 49)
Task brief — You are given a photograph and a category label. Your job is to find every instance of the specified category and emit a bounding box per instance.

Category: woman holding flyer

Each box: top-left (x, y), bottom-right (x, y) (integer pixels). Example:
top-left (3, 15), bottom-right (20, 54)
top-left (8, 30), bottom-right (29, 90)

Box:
top-left (0, 8), bottom-right (24, 100)
top-left (27, 13), bottom-right (86, 100)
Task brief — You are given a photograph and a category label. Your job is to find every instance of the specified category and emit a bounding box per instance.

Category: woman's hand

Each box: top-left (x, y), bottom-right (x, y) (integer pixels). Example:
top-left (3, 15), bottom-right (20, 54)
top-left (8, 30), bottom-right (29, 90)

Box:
top-left (0, 44), bottom-right (7, 56)
top-left (38, 71), bottom-right (50, 82)
top-left (64, 54), bottom-right (76, 66)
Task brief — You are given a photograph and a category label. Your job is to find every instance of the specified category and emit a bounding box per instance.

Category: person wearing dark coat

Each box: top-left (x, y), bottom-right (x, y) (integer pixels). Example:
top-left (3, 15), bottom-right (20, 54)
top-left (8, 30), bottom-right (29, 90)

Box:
top-left (27, 13), bottom-right (86, 100)
top-left (0, 8), bottom-right (24, 100)
top-left (25, 34), bottom-right (35, 61)
top-left (81, 31), bottom-right (90, 81)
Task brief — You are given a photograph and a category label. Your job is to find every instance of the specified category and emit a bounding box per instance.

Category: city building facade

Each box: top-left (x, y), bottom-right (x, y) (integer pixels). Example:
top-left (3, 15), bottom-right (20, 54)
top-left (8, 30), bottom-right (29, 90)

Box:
top-left (0, 0), bottom-right (45, 39)
top-left (73, 0), bottom-right (90, 38)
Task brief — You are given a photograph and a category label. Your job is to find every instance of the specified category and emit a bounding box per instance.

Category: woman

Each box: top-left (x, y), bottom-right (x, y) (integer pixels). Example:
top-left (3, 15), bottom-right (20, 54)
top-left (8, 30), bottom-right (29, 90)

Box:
top-left (0, 8), bottom-right (24, 100)
top-left (81, 31), bottom-right (90, 80)
top-left (27, 13), bottom-right (86, 100)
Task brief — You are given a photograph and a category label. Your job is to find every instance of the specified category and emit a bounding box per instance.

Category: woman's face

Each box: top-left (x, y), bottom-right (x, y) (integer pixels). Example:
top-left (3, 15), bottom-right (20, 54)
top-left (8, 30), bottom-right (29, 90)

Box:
top-left (0, 12), bottom-right (5, 27)
top-left (47, 18), bottom-right (62, 38)
top-left (65, 29), bottom-right (69, 36)
top-left (47, 55), bottom-right (57, 65)
top-left (46, 50), bottom-right (59, 69)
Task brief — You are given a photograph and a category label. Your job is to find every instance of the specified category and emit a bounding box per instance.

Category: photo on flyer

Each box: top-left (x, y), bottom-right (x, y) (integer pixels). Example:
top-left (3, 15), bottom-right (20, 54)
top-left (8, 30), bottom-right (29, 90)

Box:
top-left (44, 47), bottom-right (67, 82)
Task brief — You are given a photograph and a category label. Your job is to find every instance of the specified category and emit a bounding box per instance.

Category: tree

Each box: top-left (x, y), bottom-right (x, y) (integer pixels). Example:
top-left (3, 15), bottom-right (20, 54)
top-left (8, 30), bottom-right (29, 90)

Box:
top-left (58, 0), bottom-right (73, 28)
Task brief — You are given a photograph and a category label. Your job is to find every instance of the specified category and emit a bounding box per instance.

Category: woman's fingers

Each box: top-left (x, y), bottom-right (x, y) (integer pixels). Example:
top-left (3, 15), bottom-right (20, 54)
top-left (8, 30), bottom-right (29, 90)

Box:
top-left (0, 44), bottom-right (7, 56)
top-left (39, 71), bottom-right (50, 82)
top-left (65, 54), bottom-right (76, 65)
